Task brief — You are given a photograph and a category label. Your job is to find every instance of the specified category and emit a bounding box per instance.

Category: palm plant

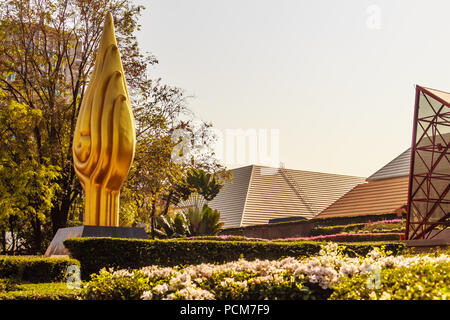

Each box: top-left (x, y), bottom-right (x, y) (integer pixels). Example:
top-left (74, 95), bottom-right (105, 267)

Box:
top-left (185, 205), bottom-right (224, 236)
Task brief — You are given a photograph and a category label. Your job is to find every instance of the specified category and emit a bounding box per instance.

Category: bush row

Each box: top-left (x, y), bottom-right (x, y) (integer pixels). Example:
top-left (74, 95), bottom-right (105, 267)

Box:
top-left (63, 238), bottom-right (406, 279)
top-left (330, 261), bottom-right (450, 300)
top-left (274, 233), bottom-right (402, 242)
top-left (0, 255), bottom-right (80, 283)
top-left (310, 220), bottom-right (405, 237)
top-left (222, 213), bottom-right (403, 235)
top-left (0, 282), bottom-right (81, 300)
top-left (310, 223), bottom-right (367, 236)
top-left (80, 243), bottom-right (449, 300)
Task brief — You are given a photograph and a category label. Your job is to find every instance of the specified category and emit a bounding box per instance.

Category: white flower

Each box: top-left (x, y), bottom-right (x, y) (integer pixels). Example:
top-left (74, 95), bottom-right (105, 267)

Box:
top-left (141, 291), bottom-right (153, 300)
top-left (153, 283), bottom-right (169, 295)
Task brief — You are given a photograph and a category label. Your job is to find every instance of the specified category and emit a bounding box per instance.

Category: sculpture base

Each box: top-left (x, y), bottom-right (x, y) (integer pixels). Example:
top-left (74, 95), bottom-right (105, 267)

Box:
top-left (44, 225), bottom-right (148, 256)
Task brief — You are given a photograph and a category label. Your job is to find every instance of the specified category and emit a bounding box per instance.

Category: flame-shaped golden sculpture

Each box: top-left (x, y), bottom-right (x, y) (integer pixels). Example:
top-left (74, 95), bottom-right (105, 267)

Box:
top-left (73, 13), bottom-right (136, 226)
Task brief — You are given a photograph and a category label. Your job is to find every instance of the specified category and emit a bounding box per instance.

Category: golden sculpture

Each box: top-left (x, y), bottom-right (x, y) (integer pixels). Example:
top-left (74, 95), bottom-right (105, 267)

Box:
top-left (73, 13), bottom-right (136, 226)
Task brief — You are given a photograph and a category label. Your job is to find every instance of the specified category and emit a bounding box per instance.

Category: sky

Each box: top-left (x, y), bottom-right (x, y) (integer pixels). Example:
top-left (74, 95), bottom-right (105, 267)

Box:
top-left (134, 0), bottom-right (450, 177)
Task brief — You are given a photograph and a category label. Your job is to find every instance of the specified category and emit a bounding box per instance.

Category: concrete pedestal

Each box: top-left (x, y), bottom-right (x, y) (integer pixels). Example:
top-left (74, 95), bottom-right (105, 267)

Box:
top-left (44, 225), bottom-right (148, 256)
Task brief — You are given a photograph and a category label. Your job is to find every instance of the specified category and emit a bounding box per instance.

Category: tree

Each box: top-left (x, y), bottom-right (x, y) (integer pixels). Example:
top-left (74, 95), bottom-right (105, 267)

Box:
top-left (0, 0), bottom-right (228, 251)
top-left (0, 0), bottom-right (153, 239)
top-left (123, 90), bottom-right (228, 238)
top-left (0, 97), bottom-right (60, 253)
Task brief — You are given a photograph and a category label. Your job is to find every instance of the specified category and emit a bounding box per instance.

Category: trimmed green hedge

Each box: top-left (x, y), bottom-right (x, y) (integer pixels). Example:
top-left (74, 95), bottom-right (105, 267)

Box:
top-left (0, 282), bottom-right (81, 300)
top-left (222, 213), bottom-right (402, 235)
top-left (310, 221), bottom-right (405, 237)
top-left (64, 238), bottom-right (406, 280)
top-left (0, 256), bottom-right (80, 283)
top-left (293, 233), bottom-right (403, 242)
top-left (310, 223), bottom-right (367, 236)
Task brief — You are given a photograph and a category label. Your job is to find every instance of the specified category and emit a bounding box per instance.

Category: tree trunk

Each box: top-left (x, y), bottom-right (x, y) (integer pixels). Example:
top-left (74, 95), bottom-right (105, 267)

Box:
top-left (161, 191), bottom-right (173, 217)
top-left (31, 215), bottom-right (43, 254)
top-left (8, 216), bottom-right (16, 254)
top-left (150, 199), bottom-right (156, 240)
top-left (0, 229), bottom-right (6, 254)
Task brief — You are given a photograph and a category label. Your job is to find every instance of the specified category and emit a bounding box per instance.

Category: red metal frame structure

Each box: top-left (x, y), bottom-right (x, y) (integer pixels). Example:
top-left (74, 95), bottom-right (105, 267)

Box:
top-left (405, 85), bottom-right (450, 240)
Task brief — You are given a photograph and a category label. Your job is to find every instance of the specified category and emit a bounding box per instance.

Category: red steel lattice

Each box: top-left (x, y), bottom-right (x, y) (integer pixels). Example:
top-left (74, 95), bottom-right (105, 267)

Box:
top-left (405, 86), bottom-right (450, 240)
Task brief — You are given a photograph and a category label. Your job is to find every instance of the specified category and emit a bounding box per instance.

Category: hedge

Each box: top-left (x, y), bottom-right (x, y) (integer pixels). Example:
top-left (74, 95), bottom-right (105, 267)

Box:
top-left (310, 223), bottom-right (367, 236)
top-left (221, 212), bottom-right (402, 235)
top-left (63, 238), bottom-right (406, 279)
top-left (285, 233), bottom-right (403, 242)
top-left (0, 282), bottom-right (81, 300)
top-left (0, 255), bottom-right (80, 283)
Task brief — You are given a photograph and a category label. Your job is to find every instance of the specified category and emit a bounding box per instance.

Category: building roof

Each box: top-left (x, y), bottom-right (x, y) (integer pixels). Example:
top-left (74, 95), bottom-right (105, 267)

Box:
top-left (367, 148), bottom-right (411, 181)
top-left (316, 146), bottom-right (412, 219)
top-left (316, 176), bottom-right (409, 218)
top-left (208, 165), bottom-right (365, 227)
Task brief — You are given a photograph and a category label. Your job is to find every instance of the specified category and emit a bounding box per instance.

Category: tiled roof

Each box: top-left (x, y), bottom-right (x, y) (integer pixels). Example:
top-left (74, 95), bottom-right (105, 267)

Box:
top-left (316, 176), bottom-right (409, 218)
top-left (208, 165), bottom-right (365, 227)
top-left (367, 148), bottom-right (411, 181)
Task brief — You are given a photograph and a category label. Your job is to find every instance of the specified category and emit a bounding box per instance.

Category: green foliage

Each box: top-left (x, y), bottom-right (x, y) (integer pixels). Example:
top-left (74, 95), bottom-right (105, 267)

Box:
top-left (153, 214), bottom-right (188, 239)
top-left (0, 278), bottom-right (19, 292)
top-left (205, 270), bottom-right (313, 300)
top-left (310, 223), bottom-right (367, 236)
top-left (154, 205), bottom-right (225, 238)
top-left (0, 99), bottom-right (61, 254)
top-left (330, 261), bottom-right (450, 300)
top-left (311, 221), bottom-right (405, 237)
top-left (181, 169), bottom-right (224, 201)
top-left (80, 266), bottom-right (314, 300)
top-left (0, 282), bottom-right (81, 300)
top-left (183, 235), bottom-right (268, 242)
top-left (82, 269), bottom-right (150, 300)
top-left (186, 205), bottom-right (224, 236)
top-left (0, 0), bottom-right (154, 252)
top-left (299, 233), bottom-right (403, 242)
top-left (63, 237), bottom-right (405, 280)
top-left (361, 221), bottom-right (405, 233)
top-left (0, 255), bottom-right (79, 283)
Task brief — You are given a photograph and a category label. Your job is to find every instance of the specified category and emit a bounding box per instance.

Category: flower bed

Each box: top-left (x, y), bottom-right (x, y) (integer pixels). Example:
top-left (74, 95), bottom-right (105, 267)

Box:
top-left (81, 243), bottom-right (450, 300)
top-left (64, 238), bottom-right (405, 279)
top-left (272, 232), bottom-right (402, 242)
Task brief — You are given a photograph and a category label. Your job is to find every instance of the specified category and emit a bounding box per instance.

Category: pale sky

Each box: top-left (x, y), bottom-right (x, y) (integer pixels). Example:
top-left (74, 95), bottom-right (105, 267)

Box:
top-left (135, 0), bottom-right (450, 177)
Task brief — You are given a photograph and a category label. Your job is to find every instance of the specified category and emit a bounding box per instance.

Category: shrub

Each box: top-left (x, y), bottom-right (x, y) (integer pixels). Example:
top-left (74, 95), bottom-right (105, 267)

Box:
top-left (362, 220), bottom-right (405, 233)
top-left (223, 213), bottom-right (402, 235)
top-left (330, 261), bottom-right (450, 300)
top-left (183, 235), bottom-right (268, 242)
top-left (82, 269), bottom-right (150, 300)
top-left (63, 237), bottom-right (406, 279)
top-left (0, 255), bottom-right (80, 283)
top-left (0, 282), bottom-right (81, 300)
top-left (311, 220), bottom-right (405, 237)
top-left (310, 223), bottom-right (367, 236)
top-left (79, 243), bottom-right (448, 300)
top-left (272, 233), bottom-right (402, 242)
top-left (0, 278), bottom-right (19, 292)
